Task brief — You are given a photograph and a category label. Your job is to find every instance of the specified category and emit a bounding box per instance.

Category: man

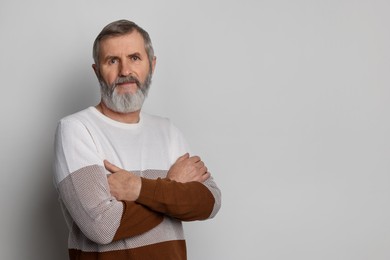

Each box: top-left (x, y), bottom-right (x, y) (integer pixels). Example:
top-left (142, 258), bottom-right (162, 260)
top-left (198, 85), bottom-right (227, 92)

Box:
top-left (53, 19), bottom-right (221, 259)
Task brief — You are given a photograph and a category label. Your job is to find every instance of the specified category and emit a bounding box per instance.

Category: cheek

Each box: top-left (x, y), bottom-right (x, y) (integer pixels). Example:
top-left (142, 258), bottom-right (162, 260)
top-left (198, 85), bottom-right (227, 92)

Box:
top-left (139, 66), bottom-right (151, 81)
top-left (101, 70), bottom-right (117, 85)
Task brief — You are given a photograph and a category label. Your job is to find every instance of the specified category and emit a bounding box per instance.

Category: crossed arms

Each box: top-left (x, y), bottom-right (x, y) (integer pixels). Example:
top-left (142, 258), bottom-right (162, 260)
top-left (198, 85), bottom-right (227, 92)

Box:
top-left (55, 119), bottom-right (221, 245)
top-left (58, 156), bottom-right (220, 244)
top-left (106, 152), bottom-right (217, 222)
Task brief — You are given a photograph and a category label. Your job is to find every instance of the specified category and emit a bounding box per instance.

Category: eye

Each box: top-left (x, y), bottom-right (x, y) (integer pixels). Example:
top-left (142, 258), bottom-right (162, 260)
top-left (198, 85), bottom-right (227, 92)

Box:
top-left (109, 58), bottom-right (118, 64)
top-left (130, 55), bottom-right (140, 61)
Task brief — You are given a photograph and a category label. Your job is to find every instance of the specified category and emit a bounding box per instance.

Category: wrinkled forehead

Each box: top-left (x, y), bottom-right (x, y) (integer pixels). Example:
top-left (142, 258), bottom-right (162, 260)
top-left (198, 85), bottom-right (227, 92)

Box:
top-left (99, 31), bottom-right (147, 59)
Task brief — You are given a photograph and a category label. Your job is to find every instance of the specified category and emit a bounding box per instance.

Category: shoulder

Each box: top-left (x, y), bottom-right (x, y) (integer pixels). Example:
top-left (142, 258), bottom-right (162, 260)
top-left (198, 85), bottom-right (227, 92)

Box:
top-left (56, 107), bottom-right (95, 138)
top-left (58, 107), bottom-right (94, 124)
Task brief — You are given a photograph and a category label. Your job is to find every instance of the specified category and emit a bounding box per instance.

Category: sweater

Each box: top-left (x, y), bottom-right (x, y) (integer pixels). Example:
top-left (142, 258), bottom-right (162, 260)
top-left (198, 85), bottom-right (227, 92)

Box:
top-left (53, 107), bottom-right (221, 260)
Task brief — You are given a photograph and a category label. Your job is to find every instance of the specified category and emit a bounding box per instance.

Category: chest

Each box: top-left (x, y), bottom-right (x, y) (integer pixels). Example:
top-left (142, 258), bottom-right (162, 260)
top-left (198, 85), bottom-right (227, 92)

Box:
top-left (91, 125), bottom-right (172, 171)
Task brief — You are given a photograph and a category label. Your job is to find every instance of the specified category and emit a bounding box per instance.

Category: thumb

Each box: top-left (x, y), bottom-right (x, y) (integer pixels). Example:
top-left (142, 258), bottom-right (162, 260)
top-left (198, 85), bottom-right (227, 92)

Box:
top-left (104, 160), bottom-right (122, 173)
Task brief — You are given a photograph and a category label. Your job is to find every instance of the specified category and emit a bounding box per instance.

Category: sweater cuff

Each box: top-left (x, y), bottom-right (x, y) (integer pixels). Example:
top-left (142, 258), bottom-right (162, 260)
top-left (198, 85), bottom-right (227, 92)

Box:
top-left (137, 177), bottom-right (159, 205)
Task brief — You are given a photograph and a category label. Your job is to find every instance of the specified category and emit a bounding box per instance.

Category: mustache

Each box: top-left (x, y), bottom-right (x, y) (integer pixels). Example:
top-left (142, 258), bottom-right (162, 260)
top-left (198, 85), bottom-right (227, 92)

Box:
top-left (114, 75), bottom-right (141, 88)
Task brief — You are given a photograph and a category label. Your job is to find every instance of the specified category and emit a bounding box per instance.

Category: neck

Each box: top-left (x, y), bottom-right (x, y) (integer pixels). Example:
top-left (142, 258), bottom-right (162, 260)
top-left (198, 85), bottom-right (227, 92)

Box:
top-left (96, 101), bottom-right (141, 124)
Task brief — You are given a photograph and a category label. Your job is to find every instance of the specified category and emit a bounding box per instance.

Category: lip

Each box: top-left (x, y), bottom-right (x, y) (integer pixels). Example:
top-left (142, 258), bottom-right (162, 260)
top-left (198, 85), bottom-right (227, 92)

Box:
top-left (116, 81), bottom-right (137, 87)
top-left (114, 82), bottom-right (138, 94)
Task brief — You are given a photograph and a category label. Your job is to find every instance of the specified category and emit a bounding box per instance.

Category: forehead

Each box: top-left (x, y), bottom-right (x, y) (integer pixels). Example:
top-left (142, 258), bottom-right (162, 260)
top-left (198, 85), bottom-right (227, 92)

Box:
top-left (99, 31), bottom-right (147, 57)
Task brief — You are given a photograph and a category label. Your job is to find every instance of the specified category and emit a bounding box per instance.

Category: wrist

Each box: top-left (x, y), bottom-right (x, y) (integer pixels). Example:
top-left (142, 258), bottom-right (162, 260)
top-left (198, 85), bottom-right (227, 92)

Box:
top-left (132, 175), bottom-right (142, 200)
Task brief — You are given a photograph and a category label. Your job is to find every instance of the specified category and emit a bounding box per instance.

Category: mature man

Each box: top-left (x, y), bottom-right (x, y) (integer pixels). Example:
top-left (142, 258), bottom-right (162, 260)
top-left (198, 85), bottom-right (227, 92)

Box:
top-left (53, 20), bottom-right (221, 259)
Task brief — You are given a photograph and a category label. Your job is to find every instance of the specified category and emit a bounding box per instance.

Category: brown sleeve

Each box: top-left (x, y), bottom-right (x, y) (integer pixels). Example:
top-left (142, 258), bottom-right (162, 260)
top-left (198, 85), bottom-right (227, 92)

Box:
top-left (113, 201), bottom-right (164, 241)
top-left (136, 178), bottom-right (215, 221)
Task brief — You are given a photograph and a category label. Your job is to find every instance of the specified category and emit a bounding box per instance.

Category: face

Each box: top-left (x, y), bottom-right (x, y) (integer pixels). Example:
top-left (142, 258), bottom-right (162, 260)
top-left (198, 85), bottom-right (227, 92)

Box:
top-left (93, 31), bottom-right (156, 113)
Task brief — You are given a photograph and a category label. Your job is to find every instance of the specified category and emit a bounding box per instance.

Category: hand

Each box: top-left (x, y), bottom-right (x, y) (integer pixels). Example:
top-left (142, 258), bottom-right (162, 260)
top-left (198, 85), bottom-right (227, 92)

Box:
top-left (104, 160), bottom-right (141, 201)
top-left (167, 153), bottom-right (210, 183)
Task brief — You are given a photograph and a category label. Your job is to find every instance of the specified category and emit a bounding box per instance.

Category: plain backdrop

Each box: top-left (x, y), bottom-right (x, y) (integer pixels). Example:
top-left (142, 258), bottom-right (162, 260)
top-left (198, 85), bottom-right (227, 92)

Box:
top-left (1, 0), bottom-right (389, 259)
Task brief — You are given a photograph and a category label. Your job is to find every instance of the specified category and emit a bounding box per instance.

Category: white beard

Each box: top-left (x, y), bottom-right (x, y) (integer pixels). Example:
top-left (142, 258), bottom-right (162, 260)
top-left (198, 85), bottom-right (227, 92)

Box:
top-left (99, 73), bottom-right (152, 113)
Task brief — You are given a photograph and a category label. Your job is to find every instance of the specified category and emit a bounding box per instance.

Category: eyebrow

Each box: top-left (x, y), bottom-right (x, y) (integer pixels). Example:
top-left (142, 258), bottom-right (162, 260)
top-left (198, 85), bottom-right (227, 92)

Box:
top-left (128, 52), bottom-right (143, 59)
top-left (103, 52), bottom-right (143, 62)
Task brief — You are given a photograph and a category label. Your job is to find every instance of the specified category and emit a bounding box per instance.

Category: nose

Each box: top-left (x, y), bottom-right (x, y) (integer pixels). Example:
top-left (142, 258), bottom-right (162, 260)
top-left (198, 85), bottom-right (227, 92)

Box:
top-left (119, 60), bottom-right (133, 77)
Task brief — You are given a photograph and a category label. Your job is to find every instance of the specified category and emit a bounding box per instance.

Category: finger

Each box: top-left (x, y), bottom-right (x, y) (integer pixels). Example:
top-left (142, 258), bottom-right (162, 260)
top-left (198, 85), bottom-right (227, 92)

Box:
top-left (195, 161), bottom-right (205, 169)
top-left (201, 172), bottom-right (211, 182)
top-left (104, 160), bottom-right (122, 173)
top-left (189, 155), bottom-right (201, 163)
top-left (176, 153), bottom-right (190, 162)
top-left (195, 171), bottom-right (210, 183)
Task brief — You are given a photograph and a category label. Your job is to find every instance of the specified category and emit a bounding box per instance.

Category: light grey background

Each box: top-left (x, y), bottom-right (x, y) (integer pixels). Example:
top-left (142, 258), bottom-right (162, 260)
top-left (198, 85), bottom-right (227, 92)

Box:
top-left (1, 0), bottom-right (389, 259)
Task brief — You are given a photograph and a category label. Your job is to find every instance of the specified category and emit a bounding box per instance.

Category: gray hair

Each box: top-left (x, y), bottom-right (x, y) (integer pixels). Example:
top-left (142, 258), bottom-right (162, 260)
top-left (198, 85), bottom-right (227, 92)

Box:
top-left (93, 19), bottom-right (154, 70)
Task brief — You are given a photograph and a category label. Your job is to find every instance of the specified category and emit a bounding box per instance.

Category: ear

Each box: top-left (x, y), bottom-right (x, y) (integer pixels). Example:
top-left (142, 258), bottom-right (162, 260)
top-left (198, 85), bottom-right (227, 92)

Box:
top-left (92, 64), bottom-right (99, 77)
top-left (151, 56), bottom-right (157, 74)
